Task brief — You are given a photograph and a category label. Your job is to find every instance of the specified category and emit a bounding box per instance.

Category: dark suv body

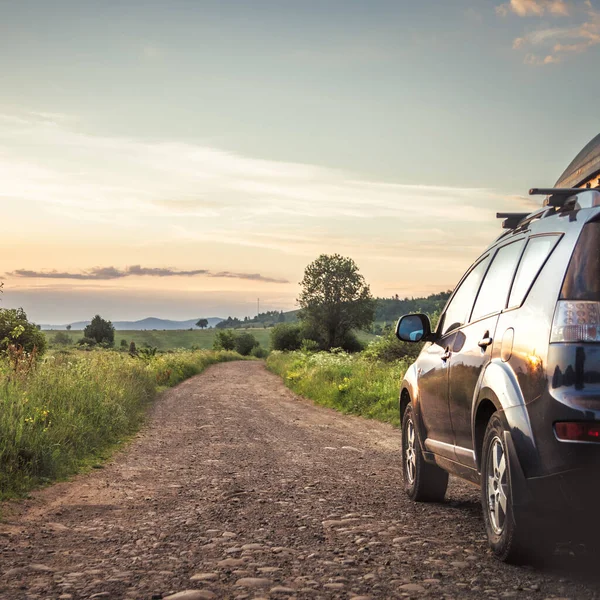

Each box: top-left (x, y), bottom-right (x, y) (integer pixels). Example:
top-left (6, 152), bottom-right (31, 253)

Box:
top-left (396, 147), bottom-right (600, 562)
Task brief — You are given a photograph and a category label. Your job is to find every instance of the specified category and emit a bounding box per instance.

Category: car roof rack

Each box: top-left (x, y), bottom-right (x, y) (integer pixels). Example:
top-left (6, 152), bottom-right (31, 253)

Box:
top-left (529, 188), bottom-right (586, 207)
top-left (496, 212), bottom-right (530, 230)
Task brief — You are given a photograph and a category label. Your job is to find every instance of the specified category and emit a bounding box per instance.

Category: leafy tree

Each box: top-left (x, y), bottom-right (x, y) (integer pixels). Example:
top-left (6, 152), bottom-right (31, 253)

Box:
top-left (120, 338), bottom-right (128, 349)
top-left (196, 318), bottom-right (209, 329)
top-left (298, 254), bottom-right (375, 350)
top-left (234, 332), bottom-right (259, 356)
top-left (270, 323), bottom-right (303, 351)
top-left (84, 315), bottom-right (115, 346)
top-left (53, 331), bottom-right (72, 346)
top-left (213, 329), bottom-right (236, 351)
top-left (66, 324), bottom-right (72, 331)
top-left (0, 308), bottom-right (47, 355)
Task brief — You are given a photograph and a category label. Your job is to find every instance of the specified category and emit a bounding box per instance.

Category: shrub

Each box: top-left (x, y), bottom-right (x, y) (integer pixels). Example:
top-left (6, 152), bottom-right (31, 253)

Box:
top-left (213, 329), bottom-right (236, 351)
top-left (120, 339), bottom-right (128, 349)
top-left (52, 331), bottom-right (72, 346)
top-left (300, 338), bottom-right (320, 353)
top-left (250, 345), bottom-right (269, 359)
top-left (235, 332), bottom-right (259, 356)
top-left (76, 336), bottom-right (97, 348)
top-left (84, 315), bottom-right (115, 346)
top-left (270, 323), bottom-right (302, 351)
top-left (362, 331), bottom-right (422, 363)
top-left (0, 308), bottom-right (47, 355)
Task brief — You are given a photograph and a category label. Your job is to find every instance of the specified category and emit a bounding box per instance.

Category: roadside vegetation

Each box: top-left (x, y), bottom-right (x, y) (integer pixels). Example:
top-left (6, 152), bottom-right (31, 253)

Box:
top-left (0, 333), bottom-right (243, 499)
top-left (266, 254), bottom-right (446, 426)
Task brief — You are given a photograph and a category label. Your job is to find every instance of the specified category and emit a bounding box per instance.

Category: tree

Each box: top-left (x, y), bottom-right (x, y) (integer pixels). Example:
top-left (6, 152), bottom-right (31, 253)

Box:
top-left (53, 331), bottom-right (72, 346)
top-left (66, 324), bottom-right (72, 331)
top-left (298, 254), bottom-right (375, 350)
top-left (84, 315), bottom-right (115, 346)
top-left (0, 308), bottom-right (47, 355)
top-left (196, 318), bottom-right (209, 329)
top-left (213, 329), bottom-right (236, 351)
top-left (234, 332), bottom-right (259, 356)
top-left (270, 323), bottom-right (302, 351)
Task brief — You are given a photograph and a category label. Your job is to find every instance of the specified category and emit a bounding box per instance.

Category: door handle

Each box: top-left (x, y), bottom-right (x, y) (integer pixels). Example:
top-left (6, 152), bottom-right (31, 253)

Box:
top-left (441, 348), bottom-right (451, 362)
top-left (478, 336), bottom-right (493, 349)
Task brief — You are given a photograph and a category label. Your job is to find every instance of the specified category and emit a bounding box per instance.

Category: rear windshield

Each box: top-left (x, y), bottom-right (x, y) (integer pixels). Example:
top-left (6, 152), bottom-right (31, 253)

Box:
top-left (561, 222), bottom-right (600, 300)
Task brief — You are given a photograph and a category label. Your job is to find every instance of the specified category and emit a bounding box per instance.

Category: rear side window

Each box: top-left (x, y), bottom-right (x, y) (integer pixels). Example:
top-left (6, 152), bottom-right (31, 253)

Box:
top-left (561, 222), bottom-right (600, 300)
top-left (471, 240), bottom-right (524, 321)
top-left (509, 235), bottom-right (560, 307)
top-left (441, 257), bottom-right (489, 335)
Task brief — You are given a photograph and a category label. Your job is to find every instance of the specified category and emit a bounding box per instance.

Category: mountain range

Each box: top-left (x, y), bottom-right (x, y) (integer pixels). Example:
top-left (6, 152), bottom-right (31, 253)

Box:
top-left (41, 317), bottom-right (224, 331)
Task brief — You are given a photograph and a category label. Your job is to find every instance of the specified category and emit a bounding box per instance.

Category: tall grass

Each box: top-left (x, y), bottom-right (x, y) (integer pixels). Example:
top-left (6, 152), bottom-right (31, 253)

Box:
top-left (0, 349), bottom-right (241, 499)
top-left (266, 350), bottom-right (409, 425)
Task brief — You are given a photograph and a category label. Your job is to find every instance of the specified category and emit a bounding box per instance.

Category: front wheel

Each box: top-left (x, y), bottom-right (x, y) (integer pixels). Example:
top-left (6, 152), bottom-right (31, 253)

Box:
top-left (481, 414), bottom-right (554, 564)
top-left (402, 404), bottom-right (448, 502)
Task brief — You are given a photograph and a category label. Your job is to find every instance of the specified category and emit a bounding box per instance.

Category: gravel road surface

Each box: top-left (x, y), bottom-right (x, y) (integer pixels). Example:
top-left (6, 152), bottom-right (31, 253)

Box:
top-left (1, 361), bottom-right (599, 599)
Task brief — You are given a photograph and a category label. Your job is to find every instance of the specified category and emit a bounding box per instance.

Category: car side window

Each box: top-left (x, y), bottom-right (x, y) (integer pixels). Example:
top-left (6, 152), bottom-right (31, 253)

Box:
top-left (509, 235), bottom-right (561, 307)
top-left (471, 240), bottom-right (524, 322)
top-left (441, 257), bottom-right (489, 336)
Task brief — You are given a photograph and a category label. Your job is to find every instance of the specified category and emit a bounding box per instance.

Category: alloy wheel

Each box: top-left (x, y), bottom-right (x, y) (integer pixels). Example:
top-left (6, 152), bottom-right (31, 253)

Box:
top-left (405, 419), bottom-right (417, 485)
top-left (487, 436), bottom-right (509, 535)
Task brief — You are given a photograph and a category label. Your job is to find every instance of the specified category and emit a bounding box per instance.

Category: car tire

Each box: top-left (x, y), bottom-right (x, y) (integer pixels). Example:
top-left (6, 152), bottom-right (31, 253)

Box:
top-left (402, 403), bottom-right (448, 502)
top-left (481, 413), bottom-right (554, 564)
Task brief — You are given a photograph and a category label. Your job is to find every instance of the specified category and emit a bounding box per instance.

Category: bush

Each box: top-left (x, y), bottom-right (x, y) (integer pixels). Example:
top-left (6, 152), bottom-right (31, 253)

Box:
top-left (120, 339), bottom-right (128, 349)
top-left (0, 308), bottom-right (47, 355)
top-left (250, 345), bottom-right (269, 359)
top-left (84, 315), bottom-right (115, 346)
top-left (362, 331), bottom-right (422, 363)
top-left (76, 336), bottom-right (97, 348)
top-left (213, 330), bottom-right (236, 351)
top-left (270, 323), bottom-right (303, 351)
top-left (52, 331), bottom-right (72, 346)
top-left (234, 332), bottom-right (259, 356)
top-left (300, 338), bottom-right (320, 353)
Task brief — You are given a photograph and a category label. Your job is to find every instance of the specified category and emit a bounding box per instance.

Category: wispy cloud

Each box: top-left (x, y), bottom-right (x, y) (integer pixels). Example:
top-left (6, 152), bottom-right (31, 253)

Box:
top-left (496, 0), bottom-right (570, 17)
top-left (8, 266), bottom-right (288, 284)
top-left (499, 0), bottom-right (600, 64)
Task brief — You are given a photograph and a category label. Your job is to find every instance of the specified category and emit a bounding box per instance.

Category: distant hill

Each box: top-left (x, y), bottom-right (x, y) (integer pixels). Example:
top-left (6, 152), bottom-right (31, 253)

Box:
top-left (41, 317), bottom-right (224, 331)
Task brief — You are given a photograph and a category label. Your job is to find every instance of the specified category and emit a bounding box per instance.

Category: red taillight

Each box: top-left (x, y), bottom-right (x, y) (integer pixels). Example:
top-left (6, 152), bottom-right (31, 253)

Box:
top-left (555, 422), bottom-right (600, 442)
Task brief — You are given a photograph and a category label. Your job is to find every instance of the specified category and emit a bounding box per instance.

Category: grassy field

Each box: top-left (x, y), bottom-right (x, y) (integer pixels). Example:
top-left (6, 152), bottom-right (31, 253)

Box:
top-left (45, 328), bottom-right (377, 351)
top-left (44, 328), bottom-right (272, 351)
top-left (266, 350), bottom-right (408, 426)
top-left (0, 349), bottom-right (244, 500)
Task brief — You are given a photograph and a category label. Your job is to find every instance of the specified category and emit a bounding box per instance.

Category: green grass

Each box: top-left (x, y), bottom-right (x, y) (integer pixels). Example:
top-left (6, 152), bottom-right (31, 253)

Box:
top-left (0, 349), bottom-right (243, 500)
top-left (44, 328), bottom-right (272, 351)
top-left (266, 350), bottom-right (409, 426)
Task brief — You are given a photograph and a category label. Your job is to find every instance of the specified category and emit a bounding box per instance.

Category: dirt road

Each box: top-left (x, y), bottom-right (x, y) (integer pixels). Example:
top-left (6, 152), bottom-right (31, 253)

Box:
top-left (1, 362), bottom-right (599, 600)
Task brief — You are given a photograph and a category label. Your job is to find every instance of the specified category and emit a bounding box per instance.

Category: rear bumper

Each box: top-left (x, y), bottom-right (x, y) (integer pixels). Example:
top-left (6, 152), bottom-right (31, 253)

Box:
top-left (525, 467), bottom-right (600, 513)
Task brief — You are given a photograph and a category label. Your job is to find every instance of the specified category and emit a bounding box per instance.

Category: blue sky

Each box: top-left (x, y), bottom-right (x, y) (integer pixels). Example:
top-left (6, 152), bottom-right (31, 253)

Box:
top-left (2, 0), bottom-right (600, 322)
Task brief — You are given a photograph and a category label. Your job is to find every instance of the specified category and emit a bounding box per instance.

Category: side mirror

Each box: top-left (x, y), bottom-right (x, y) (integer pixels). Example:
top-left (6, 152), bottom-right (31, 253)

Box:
top-left (395, 313), bottom-right (432, 343)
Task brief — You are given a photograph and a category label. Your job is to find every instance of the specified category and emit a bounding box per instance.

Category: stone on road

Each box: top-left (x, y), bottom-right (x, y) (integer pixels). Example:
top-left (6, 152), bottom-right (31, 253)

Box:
top-left (0, 361), bottom-right (598, 598)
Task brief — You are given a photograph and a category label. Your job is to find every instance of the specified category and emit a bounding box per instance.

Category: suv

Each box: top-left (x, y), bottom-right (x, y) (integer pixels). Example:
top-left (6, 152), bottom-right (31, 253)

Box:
top-left (396, 137), bottom-right (600, 563)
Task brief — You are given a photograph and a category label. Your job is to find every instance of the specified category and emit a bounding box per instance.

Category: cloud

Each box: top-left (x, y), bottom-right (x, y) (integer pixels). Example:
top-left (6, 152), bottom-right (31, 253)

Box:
top-left (8, 266), bottom-right (288, 284)
top-left (499, 0), bottom-right (600, 64)
top-left (496, 0), bottom-right (570, 17)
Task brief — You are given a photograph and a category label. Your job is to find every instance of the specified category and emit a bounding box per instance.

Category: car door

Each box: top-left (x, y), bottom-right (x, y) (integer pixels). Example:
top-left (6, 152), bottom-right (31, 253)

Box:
top-left (418, 256), bottom-right (490, 452)
top-left (448, 239), bottom-right (526, 465)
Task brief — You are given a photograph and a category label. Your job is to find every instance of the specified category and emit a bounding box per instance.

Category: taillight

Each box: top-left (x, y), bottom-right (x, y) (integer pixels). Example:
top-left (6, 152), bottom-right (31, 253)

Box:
top-left (555, 422), bottom-right (600, 442)
top-left (551, 300), bottom-right (600, 343)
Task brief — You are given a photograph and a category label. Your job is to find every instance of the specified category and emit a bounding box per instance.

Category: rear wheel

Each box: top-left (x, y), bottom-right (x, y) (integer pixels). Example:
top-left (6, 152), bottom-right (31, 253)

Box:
top-left (402, 404), bottom-right (448, 502)
top-left (481, 414), bottom-right (554, 564)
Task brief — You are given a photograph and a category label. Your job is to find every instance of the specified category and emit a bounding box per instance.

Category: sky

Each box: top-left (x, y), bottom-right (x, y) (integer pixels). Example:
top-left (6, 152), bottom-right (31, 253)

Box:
top-left (2, 0), bottom-right (600, 323)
